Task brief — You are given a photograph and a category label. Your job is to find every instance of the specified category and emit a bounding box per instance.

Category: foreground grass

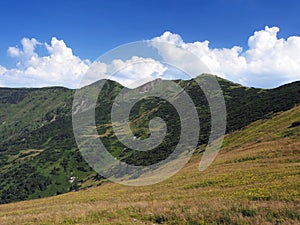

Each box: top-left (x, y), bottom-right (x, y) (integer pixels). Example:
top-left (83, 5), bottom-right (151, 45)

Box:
top-left (0, 107), bottom-right (300, 224)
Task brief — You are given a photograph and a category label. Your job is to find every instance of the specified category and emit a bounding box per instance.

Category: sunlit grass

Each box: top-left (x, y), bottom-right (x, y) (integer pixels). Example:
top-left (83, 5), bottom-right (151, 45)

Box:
top-left (0, 106), bottom-right (299, 224)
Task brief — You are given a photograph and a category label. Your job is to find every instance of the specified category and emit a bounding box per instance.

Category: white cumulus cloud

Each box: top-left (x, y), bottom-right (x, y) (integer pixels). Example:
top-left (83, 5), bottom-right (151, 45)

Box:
top-left (1, 26), bottom-right (300, 88)
top-left (1, 37), bottom-right (167, 88)
top-left (152, 26), bottom-right (300, 87)
top-left (84, 56), bottom-right (167, 88)
top-left (2, 37), bottom-right (90, 88)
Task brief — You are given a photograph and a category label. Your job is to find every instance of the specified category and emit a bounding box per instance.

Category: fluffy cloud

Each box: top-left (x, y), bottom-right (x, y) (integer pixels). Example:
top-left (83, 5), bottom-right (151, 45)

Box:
top-left (1, 26), bottom-right (300, 88)
top-left (84, 56), bottom-right (167, 88)
top-left (245, 26), bottom-right (300, 86)
top-left (1, 37), bottom-right (167, 88)
top-left (152, 26), bottom-right (300, 87)
top-left (2, 37), bottom-right (90, 88)
top-left (152, 31), bottom-right (246, 80)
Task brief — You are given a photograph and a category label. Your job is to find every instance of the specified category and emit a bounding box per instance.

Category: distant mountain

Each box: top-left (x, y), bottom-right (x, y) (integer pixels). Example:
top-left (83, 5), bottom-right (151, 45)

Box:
top-left (0, 74), bottom-right (299, 203)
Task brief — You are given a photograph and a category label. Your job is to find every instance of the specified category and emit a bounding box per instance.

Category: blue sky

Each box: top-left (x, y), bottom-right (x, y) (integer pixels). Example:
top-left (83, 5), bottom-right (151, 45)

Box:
top-left (0, 0), bottom-right (300, 88)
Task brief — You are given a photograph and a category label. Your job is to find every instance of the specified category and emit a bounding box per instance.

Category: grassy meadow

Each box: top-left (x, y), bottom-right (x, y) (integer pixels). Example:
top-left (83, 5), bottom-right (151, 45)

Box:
top-left (0, 106), bottom-right (299, 224)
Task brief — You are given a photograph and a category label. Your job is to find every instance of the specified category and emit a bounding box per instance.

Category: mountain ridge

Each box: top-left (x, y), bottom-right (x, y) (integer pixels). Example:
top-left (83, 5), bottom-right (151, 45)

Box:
top-left (0, 74), bottom-right (299, 203)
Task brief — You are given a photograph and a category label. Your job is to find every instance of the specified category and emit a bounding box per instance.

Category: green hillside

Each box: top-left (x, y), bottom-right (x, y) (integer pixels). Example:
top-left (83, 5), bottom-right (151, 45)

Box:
top-left (0, 74), bottom-right (299, 203)
top-left (0, 104), bottom-right (299, 224)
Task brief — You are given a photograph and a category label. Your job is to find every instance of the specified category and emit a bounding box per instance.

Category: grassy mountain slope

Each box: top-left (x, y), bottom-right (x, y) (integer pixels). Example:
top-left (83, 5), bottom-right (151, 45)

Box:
top-left (0, 75), bottom-right (300, 203)
top-left (0, 87), bottom-right (95, 203)
top-left (0, 105), bottom-right (299, 224)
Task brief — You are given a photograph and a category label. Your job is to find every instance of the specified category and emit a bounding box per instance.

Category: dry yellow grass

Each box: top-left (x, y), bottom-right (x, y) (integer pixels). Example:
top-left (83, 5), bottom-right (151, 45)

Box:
top-left (0, 107), bottom-right (299, 224)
